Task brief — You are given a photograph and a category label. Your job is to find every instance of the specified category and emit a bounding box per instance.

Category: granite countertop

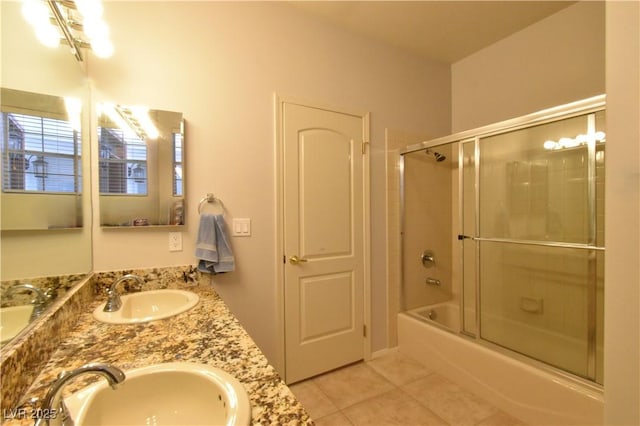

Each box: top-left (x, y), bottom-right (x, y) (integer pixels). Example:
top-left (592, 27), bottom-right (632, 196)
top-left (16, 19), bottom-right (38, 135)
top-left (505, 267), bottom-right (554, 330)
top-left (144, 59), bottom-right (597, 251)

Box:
top-left (3, 284), bottom-right (312, 425)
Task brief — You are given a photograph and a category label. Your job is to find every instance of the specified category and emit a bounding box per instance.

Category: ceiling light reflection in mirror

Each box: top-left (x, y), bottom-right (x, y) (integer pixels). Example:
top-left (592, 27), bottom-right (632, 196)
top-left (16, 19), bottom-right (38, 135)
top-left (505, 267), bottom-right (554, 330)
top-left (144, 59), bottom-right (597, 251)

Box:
top-left (98, 103), bottom-right (159, 141)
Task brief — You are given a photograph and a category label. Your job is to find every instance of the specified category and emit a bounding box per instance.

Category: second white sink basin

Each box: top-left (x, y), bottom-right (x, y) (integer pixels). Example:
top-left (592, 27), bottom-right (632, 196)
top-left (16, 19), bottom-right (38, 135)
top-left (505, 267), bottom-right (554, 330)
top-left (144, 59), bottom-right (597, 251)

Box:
top-left (93, 289), bottom-right (199, 324)
top-left (65, 362), bottom-right (251, 425)
top-left (0, 304), bottom-right (34, 345)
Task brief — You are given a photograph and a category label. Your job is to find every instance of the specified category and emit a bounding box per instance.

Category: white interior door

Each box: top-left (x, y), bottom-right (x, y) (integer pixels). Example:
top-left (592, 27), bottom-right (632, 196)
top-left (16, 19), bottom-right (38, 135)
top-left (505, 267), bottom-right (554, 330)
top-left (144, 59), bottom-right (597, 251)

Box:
top-left (282, 102), bottom-right (367, 384)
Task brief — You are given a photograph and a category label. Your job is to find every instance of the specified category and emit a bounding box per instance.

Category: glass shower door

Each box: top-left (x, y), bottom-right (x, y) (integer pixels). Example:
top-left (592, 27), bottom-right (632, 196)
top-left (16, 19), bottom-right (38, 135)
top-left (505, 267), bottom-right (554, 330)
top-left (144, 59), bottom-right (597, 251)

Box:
top-left (476, 112), bottom-right (605, 383)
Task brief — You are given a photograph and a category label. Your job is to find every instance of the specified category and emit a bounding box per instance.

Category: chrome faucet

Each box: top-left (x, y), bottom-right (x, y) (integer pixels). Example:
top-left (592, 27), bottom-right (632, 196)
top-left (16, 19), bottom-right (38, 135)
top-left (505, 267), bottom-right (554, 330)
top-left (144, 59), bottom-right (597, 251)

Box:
top-left (5, 283), bottom-right (48, 320)
top-left (103, 274), bottom-right (144, 312)
top-left (34, 363), bottom-right (126, 426)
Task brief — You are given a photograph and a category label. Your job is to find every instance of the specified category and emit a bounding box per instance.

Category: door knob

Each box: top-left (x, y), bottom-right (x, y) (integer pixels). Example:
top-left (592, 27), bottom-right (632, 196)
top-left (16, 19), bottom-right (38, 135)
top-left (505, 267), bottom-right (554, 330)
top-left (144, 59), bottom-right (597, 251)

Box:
top-left (289, 255), bottom-right (308, 265)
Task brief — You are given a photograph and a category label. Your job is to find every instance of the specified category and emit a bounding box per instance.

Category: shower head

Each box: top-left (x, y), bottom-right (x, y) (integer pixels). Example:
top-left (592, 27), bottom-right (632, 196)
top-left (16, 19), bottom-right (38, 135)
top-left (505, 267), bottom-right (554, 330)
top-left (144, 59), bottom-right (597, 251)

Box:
top-left (425, 149), bottom-right (446, 162)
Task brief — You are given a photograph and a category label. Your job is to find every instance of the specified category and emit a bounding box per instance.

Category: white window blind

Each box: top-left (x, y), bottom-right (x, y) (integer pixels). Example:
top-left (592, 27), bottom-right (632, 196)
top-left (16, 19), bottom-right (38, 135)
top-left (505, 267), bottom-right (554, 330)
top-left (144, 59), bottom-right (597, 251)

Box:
top-left (173, 132), bottom-right (183, 196)
top-left (99, 127), bottom-right (148, 195)
top-left (1, 112), bottom-right (81, 193)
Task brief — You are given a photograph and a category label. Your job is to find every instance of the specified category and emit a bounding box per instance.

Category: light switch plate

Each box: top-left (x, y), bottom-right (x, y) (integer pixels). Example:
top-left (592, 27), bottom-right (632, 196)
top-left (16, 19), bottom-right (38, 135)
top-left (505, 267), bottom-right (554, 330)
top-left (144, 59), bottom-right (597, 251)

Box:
top-left (232, 218), bottom-right (251, 236)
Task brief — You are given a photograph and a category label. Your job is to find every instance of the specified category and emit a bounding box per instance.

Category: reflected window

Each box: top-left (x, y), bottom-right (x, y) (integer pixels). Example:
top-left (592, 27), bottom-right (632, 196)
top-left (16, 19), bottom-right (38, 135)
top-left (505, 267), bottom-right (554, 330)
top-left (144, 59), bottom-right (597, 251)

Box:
top-left (98, 127), bottom-right (147, 195)
top-left (173, 132), bottom-right (183, 196)
top-left (1, 112), bottom-right (81, 193)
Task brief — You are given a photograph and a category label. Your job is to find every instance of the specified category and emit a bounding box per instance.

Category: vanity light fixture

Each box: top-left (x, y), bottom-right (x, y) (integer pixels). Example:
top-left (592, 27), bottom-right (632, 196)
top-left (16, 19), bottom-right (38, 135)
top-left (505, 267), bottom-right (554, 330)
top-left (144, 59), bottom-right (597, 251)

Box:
top-left (21, 0), bottom-right (114, 62)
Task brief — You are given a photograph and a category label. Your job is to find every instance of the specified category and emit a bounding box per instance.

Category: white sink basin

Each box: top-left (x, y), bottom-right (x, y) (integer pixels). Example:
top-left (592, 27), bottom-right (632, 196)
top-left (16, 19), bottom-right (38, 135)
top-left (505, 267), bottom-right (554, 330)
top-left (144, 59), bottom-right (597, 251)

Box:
top-left (93, 289), bottom-right (199, 324)
top-left (0, 305), bottom-right (34, 345)
top-left (65, 362), bottom-right (251, 425)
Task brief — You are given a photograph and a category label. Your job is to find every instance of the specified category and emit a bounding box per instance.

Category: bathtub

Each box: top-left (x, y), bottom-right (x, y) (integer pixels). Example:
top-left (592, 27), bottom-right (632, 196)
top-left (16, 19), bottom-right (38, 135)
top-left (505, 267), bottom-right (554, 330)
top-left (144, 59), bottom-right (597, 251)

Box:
top-left (408, 302), bottom-right (460, 331)
top-left (398, 312), bottom-right (604, 425)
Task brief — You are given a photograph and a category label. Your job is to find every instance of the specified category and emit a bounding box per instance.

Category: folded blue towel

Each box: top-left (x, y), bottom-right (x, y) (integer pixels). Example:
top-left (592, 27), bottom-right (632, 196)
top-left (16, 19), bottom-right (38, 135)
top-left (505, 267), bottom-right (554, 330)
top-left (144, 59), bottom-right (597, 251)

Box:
top-left (195, 213), bottom-right (235, 274)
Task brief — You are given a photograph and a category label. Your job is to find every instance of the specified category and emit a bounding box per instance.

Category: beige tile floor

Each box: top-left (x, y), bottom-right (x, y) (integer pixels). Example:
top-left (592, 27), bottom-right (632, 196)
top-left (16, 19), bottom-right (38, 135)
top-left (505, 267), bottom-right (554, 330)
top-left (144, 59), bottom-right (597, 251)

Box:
top-left (289, 351), bottom-right (527, 426)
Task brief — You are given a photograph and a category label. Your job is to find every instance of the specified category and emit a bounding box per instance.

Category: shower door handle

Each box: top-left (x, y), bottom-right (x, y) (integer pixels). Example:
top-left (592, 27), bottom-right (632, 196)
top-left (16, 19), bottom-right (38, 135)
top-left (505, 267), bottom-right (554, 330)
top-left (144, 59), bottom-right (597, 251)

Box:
top-left (289, 255), bottom-right (308, 265)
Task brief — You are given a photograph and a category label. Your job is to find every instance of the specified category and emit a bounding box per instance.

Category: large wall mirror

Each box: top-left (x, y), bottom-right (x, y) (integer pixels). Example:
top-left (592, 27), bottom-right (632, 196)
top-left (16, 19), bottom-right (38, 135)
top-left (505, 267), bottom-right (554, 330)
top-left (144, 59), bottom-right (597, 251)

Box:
top-left (97, 105), bottom-right (185, 227)
top-left (0, 1), bottom-right (91, 347)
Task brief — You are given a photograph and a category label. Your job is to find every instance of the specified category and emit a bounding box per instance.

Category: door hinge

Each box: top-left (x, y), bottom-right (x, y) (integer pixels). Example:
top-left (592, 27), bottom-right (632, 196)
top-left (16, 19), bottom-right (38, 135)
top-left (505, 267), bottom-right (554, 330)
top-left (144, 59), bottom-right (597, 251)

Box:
top-left (361, 141), bottom-right (369, 155)
top-left (363, 324), bottom-right (367, 337)
top-left (283, 254), bottom-right (286, 264)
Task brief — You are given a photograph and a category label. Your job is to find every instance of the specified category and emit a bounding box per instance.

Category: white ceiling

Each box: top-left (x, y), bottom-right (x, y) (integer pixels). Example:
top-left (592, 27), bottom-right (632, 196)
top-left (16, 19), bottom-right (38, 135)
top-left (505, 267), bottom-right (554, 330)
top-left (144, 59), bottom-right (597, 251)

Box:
top-left (289, 1), bottom-right (576, 63)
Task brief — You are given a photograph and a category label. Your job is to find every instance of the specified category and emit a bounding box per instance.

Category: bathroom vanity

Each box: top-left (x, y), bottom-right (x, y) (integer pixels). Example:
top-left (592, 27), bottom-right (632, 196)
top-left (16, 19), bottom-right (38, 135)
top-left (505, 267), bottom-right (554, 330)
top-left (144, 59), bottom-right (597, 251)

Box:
top-left (1, 273), bottom-right (311, 425)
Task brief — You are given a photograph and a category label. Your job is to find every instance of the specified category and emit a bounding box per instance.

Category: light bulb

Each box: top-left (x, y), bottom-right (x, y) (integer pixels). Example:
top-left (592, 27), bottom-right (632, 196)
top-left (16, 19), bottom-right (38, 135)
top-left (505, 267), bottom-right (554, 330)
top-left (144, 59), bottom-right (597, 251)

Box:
top-left (84, 17), bottom-right (109, 40)
top-left (543, 140), bottom-right (557, 150)
top-left (22, 0), bottom-right (49, 25)
top-left (36, 24), bottom-right (61, 48)
top-left (75, 0), bottom-right (104, 20)
top-left (91, 38), bottom-right (114, 58)
top-left (559, 137), bottom-right (579, 148)
top-left (575, 134), bottom-right (589, 144)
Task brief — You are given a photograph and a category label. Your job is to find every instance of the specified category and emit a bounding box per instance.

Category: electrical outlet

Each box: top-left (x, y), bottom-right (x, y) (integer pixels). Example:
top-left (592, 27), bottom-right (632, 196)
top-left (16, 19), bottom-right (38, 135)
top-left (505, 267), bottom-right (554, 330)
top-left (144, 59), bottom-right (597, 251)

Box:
top-left (169, 232), bottom-right (183, 251)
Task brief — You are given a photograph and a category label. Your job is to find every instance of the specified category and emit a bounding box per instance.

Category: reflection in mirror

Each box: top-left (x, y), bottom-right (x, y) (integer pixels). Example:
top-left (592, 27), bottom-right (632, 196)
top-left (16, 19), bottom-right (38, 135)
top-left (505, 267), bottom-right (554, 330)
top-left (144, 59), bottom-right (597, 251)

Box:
top-left (98, 105), bottom-right (184, 227)
top-left (1, 88), bottom-right (83, 230)
top-left (0, 1), bottom-right (91, 349)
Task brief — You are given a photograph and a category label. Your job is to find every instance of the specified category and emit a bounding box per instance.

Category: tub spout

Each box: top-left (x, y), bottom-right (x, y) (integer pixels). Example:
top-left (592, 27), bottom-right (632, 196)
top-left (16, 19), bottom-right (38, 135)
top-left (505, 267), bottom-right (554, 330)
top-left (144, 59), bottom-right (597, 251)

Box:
top-left (425, 277), bottom-right (441, 286)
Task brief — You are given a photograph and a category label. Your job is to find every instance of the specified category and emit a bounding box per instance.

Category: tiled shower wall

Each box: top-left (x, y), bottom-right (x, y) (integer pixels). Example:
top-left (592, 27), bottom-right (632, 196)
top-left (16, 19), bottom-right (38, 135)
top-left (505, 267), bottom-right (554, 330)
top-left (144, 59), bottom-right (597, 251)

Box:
top-left (401, 149), bottom-right (454, 312)
top-left (386, 129), bottom-right (456, 347)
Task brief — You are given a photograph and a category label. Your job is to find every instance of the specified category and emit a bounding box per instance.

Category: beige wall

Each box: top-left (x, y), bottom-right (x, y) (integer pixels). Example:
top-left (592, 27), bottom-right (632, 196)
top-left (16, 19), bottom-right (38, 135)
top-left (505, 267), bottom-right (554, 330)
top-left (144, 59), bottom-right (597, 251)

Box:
top-left (452, 1), bottom-right (605, 132)
top-left (88, 1), bottom-right (451, 362)
top-left (604, 1), bottom-right (640, 424)
top-left (1, 194), bottom-right (81, 230)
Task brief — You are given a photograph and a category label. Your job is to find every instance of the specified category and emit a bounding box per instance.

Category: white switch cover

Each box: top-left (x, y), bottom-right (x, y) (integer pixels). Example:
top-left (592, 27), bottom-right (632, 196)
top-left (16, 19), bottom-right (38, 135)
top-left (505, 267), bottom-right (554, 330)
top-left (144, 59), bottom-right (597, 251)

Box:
top-left (232, 218), bottom-right (251, 236)
top-left (169, 232), bottom-right (183, 251)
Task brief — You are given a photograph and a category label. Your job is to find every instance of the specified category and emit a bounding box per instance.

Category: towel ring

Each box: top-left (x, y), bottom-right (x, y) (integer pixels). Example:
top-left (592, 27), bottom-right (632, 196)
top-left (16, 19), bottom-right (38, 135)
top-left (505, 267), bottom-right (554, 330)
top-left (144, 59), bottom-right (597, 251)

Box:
top-left (198, 193), bottom-right (225, 214)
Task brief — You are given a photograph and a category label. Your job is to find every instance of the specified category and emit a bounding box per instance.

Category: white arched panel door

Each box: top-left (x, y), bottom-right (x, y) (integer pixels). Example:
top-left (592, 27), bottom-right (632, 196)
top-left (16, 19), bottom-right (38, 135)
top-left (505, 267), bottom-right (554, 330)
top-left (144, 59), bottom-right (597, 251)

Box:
top-left (282, 102), bottom-right (367, 383)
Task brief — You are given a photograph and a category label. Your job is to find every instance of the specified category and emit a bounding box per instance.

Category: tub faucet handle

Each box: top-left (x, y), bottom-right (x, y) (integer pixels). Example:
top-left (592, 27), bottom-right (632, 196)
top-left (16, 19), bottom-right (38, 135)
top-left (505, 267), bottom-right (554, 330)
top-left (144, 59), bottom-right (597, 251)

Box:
top-left (421, 250), bottom-right (435, 268)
